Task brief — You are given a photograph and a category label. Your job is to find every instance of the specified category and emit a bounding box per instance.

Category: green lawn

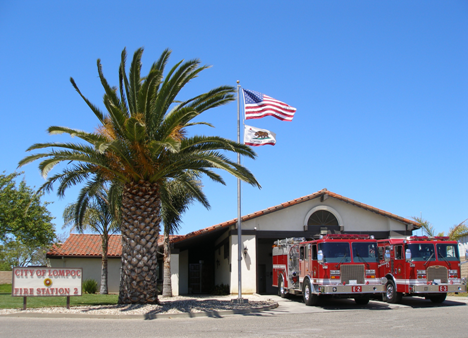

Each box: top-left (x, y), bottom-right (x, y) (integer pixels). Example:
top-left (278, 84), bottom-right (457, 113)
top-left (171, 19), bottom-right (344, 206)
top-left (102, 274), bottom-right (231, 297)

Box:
top-left (0, 284), bottom-right (118, 309)
top-left (0, 284), bottom-right (11, 293)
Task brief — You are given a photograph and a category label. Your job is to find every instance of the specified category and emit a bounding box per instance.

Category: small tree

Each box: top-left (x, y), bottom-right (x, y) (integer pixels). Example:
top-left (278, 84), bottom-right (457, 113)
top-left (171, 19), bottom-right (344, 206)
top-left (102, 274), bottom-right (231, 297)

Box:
top-left (63, 183), bottom-right (120, 294)
top-left (0, 172), bottom-right (55, 247)
top-left (0, 240), bottom-right (49, 270)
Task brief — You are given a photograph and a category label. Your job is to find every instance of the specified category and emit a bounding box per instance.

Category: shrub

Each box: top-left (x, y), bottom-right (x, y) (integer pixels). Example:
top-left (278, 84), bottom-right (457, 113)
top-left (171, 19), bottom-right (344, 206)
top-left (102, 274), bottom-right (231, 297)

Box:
top-left (83, 279), bottom-right (98, 294)
top-left (211, 284), bottom-right (230, 295)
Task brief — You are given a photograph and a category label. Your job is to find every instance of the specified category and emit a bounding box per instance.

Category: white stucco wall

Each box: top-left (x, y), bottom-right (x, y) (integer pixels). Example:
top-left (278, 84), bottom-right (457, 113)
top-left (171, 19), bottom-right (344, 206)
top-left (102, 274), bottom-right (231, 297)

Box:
top-left (240, 197), bottom-right (409, 235)
top-left (230, 234), bottom-right (256, 294)
top-left (214, 231), bottom-right (230, 287)
top-left (170, 253), bottom-right (179, 296)
top-left (49, 257), bottom-right (121, 293)
top-left (458, 240), bottom-right (468, 280)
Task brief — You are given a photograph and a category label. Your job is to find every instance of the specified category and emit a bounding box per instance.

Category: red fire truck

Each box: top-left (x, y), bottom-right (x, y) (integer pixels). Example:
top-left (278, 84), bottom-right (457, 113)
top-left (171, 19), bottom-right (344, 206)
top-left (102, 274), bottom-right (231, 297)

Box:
top-left (272, 234), bottom-right (387, 306)
top-left (377, 236), bottom-right (468, 304)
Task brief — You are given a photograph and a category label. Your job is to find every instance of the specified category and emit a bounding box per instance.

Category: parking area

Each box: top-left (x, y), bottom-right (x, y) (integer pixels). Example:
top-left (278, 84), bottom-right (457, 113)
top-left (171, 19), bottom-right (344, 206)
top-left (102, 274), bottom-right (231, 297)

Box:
top-left (262, 295), bottom-right (468, 315)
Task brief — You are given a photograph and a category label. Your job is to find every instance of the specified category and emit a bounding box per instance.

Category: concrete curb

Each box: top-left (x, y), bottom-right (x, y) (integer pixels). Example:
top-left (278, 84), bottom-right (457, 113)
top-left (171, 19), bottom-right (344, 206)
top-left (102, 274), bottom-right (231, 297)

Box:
top-left (0, 302), bottom-right (279, 320)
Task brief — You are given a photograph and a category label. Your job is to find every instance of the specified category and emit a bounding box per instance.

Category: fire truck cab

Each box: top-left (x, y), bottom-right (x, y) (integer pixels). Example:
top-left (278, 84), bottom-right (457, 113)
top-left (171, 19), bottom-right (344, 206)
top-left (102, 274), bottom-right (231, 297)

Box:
top-left (377, 236), bottom-right (468, 304)
top-left (272, 234), bottom-right (387, 306)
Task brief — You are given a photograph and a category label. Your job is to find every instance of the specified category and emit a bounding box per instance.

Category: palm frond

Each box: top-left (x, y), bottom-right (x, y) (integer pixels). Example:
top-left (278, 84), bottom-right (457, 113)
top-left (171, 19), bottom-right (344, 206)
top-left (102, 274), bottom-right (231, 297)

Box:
top-left (119, 48), bottom-right (132, 118)
top-left (184, 122), bottom-right (214, 128)
top-left (102, 98), bottom-right (127, 137)
top-left (50, 165), bottom-right (93, 196)
top-left (36, 165), bottom-right (91, 195)
top-left (128, 48), bottom-right (144, 116)
top-left (123, 117), bottom-right (146, 143)
top-left (69, 77), bottom-right (105, 123)
top-left (180, 135), bottom-right (257, 159)
top-left (18, 152), bottom-right (55, 168)
top-left (184, 85), bottom-right (235, 113)
top-left (411, 216), bottom-right (435, 237)
top-left (118, 49), bottom-right (130, 118)
top-left (48, 127), bottom-right (108, 146)
top-left (161, 173), bottom-right (209, 236)
top-left (97, 59), bottom-right (122, 110)
top-left (448, 219), bottom-right (468, 240)
top-left (138, 67), bottom-right (163, 126)
top-left (26, 142), bottom-right (100, 155)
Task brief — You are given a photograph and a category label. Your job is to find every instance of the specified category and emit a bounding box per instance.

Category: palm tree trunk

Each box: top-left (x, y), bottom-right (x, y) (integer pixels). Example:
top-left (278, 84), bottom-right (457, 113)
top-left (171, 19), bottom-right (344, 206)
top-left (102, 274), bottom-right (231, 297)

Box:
top-left (118, 181), bottom-right (161, 304)
top-left (162, 228), bottom-right (172, 297)
top-left (100, 233), bottom-right (109, 294)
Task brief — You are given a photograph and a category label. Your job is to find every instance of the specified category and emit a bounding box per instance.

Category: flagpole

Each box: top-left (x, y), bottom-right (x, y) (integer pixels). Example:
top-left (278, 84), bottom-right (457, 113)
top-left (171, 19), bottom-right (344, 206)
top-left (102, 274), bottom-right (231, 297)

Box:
top-left (236, 80), bottom-right (243, 302)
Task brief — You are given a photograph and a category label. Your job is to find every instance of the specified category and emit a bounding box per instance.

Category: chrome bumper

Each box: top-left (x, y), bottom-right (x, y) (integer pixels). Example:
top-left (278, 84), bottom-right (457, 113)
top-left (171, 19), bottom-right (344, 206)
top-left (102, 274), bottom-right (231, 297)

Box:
top-left (410, 284), bottom-right (465, 293)
top-left (317, 284), bottom-right (386, 295)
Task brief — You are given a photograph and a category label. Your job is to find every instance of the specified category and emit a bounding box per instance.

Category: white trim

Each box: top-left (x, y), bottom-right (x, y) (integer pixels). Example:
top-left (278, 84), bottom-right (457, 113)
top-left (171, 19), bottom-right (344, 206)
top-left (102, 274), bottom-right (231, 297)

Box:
top-left (303, 205), bottom-right (343, 229)
top-left (273, 264), bottom-right (286, 269)
top-left (394, 279), bottom-right (410, 285)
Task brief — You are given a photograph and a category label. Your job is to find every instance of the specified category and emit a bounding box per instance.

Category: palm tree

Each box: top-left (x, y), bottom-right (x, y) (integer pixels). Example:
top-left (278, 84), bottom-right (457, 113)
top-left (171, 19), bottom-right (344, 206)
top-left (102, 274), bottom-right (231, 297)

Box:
top-left (446, 219), bottom-right (468, 240)
top-left (63, 183), bottom-right (121, 294)
top-left (19, 47), bottom-right (260, 304)
top-left (160, 174), bottom-right (209, 297)
top-left (411, 216), bottom-right (436, 237)
top-left (412, 216), bottom-right (468, 240)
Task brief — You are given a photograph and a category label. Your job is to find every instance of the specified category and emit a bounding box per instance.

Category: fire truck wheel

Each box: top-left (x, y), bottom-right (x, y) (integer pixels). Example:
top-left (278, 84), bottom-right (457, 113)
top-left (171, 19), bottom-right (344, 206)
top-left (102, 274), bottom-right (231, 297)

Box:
top-left (302, 279), bottom-right (319, 306)
top-left (385, 280), bottom-right (402, 304)
top-left (429, 294), bottom-right (446, 303)
top-left (278, 278), bottom-right (288, 298)
top-left (354, 298), bottom-right (369, 305)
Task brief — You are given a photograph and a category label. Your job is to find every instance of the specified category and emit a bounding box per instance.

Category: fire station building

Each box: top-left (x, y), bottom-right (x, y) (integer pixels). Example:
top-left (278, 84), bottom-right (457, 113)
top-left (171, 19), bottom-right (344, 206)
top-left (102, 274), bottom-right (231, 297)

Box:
top-left (169, 188), bottom-right (420, 295)
top-left (48, 188), bottom-right (422, 295)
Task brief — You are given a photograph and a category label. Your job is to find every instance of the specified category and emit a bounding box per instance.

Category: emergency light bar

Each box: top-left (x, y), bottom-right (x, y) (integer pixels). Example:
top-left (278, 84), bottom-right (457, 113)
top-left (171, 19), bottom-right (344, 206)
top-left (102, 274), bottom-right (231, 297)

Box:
top-left (407, 236), bottom-right (451, 241)
top-left (320, 234), bottom-right (374, 240)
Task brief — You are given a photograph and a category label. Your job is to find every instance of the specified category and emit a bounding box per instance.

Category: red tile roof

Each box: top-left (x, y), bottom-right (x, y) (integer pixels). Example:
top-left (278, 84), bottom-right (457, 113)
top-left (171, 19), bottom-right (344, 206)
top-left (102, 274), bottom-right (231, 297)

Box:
top-left (47, 234), bottom-right (122, 258)
top-left (47, 234), bottom-right (179, 258)
top-left (171, 188), bottom-right (421, 244)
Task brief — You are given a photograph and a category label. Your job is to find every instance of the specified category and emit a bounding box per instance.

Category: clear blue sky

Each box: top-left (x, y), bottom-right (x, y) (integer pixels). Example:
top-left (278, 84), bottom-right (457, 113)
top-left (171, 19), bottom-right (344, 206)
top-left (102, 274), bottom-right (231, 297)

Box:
top-left (1, 1), bottom-right (466, 239)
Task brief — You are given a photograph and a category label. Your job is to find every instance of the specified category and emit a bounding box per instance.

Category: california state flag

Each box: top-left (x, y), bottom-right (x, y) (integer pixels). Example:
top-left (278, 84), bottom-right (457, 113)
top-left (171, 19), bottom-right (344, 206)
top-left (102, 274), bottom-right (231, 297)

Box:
top-left (244, 125), bottom-right (276, 147)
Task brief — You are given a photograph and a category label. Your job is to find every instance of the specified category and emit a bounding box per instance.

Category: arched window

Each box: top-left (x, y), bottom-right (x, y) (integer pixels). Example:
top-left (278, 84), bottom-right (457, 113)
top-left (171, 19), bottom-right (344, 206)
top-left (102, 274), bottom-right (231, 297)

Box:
top-left (307, 210), bottom-right (339, 227)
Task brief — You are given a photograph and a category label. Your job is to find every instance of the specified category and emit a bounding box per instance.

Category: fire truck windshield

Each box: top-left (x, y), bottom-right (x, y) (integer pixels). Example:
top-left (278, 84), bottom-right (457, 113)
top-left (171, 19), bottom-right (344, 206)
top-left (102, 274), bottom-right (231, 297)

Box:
top-left (351, 242), bottom-right (378, 263)
top-left (318, 243), bottom-right (351, 263)
top-left (436, 243), bottom-right (459, 261)
top-left (406, 243), bottom-right (436, 262)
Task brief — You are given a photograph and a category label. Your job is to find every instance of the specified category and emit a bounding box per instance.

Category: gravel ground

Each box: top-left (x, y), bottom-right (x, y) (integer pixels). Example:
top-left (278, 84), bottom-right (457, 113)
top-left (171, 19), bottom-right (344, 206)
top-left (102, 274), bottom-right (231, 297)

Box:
top-left (0, 294), bottom-right (277, 316)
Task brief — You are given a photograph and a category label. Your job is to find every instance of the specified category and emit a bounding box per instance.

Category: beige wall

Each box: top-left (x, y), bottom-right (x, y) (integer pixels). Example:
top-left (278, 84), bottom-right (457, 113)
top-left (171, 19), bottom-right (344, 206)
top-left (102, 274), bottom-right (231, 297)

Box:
top-left (230, 234), bottom-right (256, 294)
top-left (49, 257), bottom-right (121, 293)
top-left (0, 271), bottom-right (12, 284)
top-left (214, 231), bottom-right (230, 287)
top-left (461, 262), bottom-right (468, 283)
top-left (459, 242), bottom-right (468, 281)
top-left (170, 253), bottom-right (179, 296)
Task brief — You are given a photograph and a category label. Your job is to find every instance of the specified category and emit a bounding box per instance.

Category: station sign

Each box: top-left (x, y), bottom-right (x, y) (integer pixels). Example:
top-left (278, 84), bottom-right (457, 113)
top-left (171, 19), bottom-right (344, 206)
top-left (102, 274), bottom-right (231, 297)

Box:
top-left (12, 267), bottom-right (83, 297)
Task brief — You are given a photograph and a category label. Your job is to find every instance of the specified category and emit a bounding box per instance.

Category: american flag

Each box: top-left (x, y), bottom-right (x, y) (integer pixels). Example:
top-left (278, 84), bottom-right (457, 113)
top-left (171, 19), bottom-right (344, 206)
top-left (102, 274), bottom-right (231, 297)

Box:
top-left (242, 89), bottom-right (296, 121)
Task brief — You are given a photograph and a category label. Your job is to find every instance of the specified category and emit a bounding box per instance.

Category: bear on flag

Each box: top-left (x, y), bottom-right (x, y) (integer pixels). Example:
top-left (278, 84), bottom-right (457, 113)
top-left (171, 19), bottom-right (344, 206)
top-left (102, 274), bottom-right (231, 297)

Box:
top-left (244, 125), bottom-right (276, 147)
